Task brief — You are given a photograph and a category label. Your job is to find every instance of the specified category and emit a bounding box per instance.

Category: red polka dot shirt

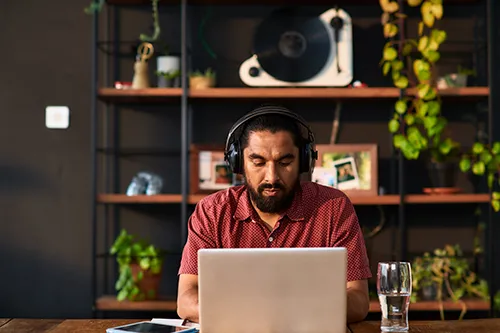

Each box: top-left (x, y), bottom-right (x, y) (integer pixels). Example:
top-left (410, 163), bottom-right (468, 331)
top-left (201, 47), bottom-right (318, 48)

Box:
top-left (179, 181), bottom-right (372, 282)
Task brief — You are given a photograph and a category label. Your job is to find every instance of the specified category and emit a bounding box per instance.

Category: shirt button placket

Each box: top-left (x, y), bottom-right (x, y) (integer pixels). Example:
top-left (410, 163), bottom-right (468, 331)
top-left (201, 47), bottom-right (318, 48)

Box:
top-left (267, 236), bottom-right (274, 247)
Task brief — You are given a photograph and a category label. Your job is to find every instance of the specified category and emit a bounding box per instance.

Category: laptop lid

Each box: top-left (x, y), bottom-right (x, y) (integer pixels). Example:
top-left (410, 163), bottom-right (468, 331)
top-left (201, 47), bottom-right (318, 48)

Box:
top-left (198, 247), bottom-right (347, 333)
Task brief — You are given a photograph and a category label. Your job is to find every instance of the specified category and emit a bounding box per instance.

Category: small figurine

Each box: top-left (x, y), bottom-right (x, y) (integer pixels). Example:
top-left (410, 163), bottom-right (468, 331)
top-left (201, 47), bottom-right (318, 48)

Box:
top-left (132, 42), bottom-right (154, 89)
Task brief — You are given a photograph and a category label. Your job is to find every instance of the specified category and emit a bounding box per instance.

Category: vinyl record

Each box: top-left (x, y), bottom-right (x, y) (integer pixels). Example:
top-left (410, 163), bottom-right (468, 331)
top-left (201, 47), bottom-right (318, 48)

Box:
top-left (253, 7), bottom-right (331, 83)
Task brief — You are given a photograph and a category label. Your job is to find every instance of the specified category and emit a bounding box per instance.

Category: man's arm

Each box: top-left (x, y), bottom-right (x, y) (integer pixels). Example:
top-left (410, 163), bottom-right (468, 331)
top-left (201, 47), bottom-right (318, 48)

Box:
top-left (346, 279), bottom-right (370, 323)
top-left (177, 274), bottom-right (200, 323)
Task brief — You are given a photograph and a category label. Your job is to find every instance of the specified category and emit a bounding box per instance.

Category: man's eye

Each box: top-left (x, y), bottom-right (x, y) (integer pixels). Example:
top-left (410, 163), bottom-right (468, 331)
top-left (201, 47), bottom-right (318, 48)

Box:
top-left (254, 161), bottom-right (265, 167)
top-left (280, 161), bottom-right (292, 166)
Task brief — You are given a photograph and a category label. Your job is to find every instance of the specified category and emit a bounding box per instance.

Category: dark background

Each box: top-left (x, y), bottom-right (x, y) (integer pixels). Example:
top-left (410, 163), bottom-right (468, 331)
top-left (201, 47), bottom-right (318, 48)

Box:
top-left (0, 0), bottom-right (494, 320)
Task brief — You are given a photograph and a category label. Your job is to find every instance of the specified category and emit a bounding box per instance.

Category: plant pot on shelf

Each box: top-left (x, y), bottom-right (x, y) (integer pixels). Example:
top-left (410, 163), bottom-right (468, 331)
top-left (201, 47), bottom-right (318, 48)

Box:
top-left (157, 55), bottom-right (180, 74)
top-left (425, 161), bottom-right (460, 194)
top-left (129, 261), bottom-right (162, 301)
top-left (189, 76), bottom-right (215, 89)
top-left (158, 75), bottom-right (180, 88)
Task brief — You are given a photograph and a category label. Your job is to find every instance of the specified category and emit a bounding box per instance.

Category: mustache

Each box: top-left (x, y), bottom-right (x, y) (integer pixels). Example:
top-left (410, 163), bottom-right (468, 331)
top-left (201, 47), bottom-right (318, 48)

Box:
top-left (258, 183), bottom-right (285, 192)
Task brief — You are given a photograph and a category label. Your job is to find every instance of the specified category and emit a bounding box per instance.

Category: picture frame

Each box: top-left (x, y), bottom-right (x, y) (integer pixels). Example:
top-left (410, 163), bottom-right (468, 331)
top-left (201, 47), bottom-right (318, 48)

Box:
top-left (189, 144), bottom-right (245, 194)
top-left (313, 144), bottom-right (378, 197)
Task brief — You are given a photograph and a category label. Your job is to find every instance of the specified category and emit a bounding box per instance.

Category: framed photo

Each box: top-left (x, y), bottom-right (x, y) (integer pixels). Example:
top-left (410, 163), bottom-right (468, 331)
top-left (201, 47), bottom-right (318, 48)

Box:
top-left (190, 144), bottom-right (245, 194)
top-left (313, 144), bottom-right (378, 197)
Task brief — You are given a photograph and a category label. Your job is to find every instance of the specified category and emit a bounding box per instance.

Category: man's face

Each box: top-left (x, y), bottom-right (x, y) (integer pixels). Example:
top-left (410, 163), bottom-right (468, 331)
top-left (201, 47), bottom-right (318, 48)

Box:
top-left (243, 130), bottom-right (300, 213)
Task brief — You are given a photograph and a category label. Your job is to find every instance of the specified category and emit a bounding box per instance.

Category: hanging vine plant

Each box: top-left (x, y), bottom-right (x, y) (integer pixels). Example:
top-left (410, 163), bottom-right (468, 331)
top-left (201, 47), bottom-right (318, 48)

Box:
top-left (85, 0), bottom-right (161, 42)
top-left (380, 0), bottom-right (459, 163)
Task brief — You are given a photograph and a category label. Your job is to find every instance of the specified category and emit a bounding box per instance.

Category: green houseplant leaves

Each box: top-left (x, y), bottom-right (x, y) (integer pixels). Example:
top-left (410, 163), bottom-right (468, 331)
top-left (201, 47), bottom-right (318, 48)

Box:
top-left (110, 229), bottom-right (164, 301)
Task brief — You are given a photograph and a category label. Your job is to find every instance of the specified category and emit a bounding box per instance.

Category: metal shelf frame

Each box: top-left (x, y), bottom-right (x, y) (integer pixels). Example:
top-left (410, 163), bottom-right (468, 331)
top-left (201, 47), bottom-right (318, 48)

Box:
top-left (88, 0), bottom-right (500, 318)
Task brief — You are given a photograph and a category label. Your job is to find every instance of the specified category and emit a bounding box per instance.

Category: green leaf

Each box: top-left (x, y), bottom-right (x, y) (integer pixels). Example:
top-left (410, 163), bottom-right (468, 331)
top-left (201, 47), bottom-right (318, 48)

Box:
top-left (393, 134), bottom-right (406, 148)
top-left (384, 23), bottom-right (399, 38)
top-left (417, 70), bottom-right (431, 82)
top-left (388, 119), bottom-right (400, 133)
top-left (480, 150), bottom-right (493, 165)
top-left (395, 100), bottom-right (407, 114)
top-left (394, 76), bottom-right (409, 89)
top-left (407, 0), bottom-right (423, 6)
top-left (418, 21), bottom-right (424, 35)
top-left (424, 50), bottom-right (440, 63)
top-left (472, 161), bottom-right (486, 175)
top-left (431, 29), bottom-right (447, 44)
top-left (423, 116), bottom-right (437, 130)
top-left (492, 142), bottom-right (500, 154)
top-left (405, 114), bottom-right (415, 125)
top-left (392, 60), bottom-right (404, 71)
top-left (417, 83), bottom-right (431, 99)
top-left (493, 191), bottom-right (500, 200)
top-left (392, 69), bottom-right (401, 81)
top-left (459, 157), bottom-right (471, 172)
top-left (472, 142), bottom-right (485, 155)
top-left (418, 36), bottom-right (429, 52)
top-left (421, 2), bottom-right (435, 27)
top-left (403, 42), bottom-right (414, 56)
top-left (492, 199), bottom-right (500, 212)
top-left (383, 61), bottom-right (391, 75)
top-left (427, 101), bottom-right (440, 116)
top-left (383, 47), bottom-right (398, 61)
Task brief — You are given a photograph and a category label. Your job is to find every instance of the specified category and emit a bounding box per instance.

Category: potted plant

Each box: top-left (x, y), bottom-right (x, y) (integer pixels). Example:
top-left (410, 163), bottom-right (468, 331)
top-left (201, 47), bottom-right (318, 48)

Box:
top-left (189, 68), bottom-right (216, 89)
top-left (437, 65), bottom-right (476, 89)
top-left (156, 69), bottom-right (181, 88)
top-left (380, 0), bottom-right (462, 191)
top-left (411, 244), bottom-right (500, 320)
top-left (111, 229), bottom-right (164, 301)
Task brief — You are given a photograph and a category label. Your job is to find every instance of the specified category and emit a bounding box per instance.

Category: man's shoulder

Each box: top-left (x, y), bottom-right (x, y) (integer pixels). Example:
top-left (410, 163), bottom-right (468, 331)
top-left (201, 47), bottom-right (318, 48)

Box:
top-left (197, 185), bottom-right (246, 210)
top-left (301, 181), bottom-right (351, 203)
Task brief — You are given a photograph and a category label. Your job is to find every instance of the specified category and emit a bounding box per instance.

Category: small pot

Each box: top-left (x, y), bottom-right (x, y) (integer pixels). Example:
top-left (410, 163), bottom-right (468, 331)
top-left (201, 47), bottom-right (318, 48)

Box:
top-left (129, 262), bottom-right (162, 301)
top-left (189, 76), bottom-right (215, 89)
top-left (158, 76), bottom-right (180, 88)
top-left (427, 161), bottom-right (458, 188)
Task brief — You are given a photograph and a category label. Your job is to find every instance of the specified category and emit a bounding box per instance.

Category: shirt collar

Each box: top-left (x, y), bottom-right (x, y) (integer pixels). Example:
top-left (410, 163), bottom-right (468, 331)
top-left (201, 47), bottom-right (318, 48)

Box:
top-left (233, 184), bottom-right (305, 222)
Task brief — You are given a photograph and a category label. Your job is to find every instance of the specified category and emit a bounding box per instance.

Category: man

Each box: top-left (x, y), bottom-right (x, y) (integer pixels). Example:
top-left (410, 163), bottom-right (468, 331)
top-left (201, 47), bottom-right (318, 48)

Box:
top-left (177, 105), bottom-right (372, 324)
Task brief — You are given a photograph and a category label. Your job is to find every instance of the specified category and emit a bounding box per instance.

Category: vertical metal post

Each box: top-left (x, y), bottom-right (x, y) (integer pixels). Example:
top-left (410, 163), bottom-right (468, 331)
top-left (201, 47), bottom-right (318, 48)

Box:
top-left (487, 0), bottom-right (499, 318)
top-left (90, 1), bottom-right (99, 318)
top-left (397, 0), bottom-right (407, 262)
top-left (180, 0), bottom-right (189, 244)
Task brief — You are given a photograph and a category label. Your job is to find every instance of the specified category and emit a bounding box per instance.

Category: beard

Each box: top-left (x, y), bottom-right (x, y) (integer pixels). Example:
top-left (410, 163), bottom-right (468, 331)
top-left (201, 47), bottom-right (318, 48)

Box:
top-left (245, 176), bottom-right (300, 214)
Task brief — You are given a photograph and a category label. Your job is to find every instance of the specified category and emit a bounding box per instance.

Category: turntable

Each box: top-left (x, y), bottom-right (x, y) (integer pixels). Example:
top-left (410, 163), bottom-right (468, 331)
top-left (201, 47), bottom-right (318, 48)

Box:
top-left (239, 6), bottom-right (353, 87)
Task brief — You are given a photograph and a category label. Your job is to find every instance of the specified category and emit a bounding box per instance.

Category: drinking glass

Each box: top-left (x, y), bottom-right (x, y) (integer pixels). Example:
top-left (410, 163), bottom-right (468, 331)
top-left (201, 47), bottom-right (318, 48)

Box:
top-left (377, 262), bottom-right (412, 332)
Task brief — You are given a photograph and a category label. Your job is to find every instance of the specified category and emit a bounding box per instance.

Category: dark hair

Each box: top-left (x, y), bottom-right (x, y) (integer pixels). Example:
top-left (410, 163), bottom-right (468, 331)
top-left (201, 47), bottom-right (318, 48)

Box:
top-left (239, 113), bottom-right (305, 150)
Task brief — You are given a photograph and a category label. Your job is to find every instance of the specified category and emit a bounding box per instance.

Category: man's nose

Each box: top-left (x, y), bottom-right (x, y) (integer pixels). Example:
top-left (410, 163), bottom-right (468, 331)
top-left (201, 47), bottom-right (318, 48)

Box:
top-left (265, 162), bottom-right (279, 183)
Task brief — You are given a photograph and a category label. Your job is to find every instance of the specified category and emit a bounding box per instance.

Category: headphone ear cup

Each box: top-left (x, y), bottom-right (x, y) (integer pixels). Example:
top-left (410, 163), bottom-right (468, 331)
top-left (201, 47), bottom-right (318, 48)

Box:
top-left (226, 141), bottom-right (243, 174)
top-left (299, 143), bottom-right (310, 174)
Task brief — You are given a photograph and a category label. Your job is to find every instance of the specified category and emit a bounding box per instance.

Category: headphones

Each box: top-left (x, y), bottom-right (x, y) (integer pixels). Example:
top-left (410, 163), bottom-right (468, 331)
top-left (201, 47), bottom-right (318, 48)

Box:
top-left (224, 105), bottom-right (318, 175)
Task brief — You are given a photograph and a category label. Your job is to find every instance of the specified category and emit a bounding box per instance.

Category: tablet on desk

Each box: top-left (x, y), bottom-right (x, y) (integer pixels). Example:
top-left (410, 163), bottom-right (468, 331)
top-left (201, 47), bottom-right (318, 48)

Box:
top-left (106, 321), bottom-right (198, 333)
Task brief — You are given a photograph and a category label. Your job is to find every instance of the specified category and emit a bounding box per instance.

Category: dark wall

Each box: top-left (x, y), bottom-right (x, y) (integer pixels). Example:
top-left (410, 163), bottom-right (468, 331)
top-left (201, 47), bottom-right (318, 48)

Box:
top-left (0, 0), bottom-right (491, 318)
top-left (0, 0), bottom-right (93, 317)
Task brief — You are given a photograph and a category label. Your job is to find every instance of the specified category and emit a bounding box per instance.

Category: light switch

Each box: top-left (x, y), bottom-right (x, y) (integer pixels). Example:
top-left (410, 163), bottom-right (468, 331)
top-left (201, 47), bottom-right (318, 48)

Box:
top-left (46, 106), bottom-right (70, 129)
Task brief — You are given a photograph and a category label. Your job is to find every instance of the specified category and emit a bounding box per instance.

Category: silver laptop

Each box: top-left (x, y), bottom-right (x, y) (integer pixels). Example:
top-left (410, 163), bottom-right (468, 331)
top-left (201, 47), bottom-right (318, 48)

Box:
top-left (198, 247), bottom-right (347, 333)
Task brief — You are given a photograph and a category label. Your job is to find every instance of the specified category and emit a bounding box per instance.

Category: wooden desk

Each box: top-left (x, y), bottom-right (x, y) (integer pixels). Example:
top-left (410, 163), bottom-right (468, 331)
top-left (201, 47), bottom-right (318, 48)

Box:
top-left (1, 318), bottom-right (499, 332)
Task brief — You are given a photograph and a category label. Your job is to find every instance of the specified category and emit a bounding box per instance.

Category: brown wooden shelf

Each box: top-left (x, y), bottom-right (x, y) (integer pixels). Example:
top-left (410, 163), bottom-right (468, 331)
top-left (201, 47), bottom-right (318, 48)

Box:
top-left (190, 87), bottom-right (489, 100)
top-left (369, 299), bottom-right (490, 313)
top-left (98, 88), bottom-right (182, 103)
top-left (96, 193), bottom-right (490, 205)
top-left (95, 295), bottom-right (177, 311)
top-left (405, 193), bottom-right (490, 204)
top-left (98, 87), bottom-right (489, 103)
top-left (97, 194), bottom-right (182, 203)
top-left (107, 0), bottom-right (481, 5)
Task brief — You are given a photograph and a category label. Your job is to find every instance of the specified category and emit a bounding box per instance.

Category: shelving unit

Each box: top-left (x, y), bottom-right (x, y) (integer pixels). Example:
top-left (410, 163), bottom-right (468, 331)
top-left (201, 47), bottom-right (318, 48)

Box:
top-left (89, 0), bottom-right (500, 319)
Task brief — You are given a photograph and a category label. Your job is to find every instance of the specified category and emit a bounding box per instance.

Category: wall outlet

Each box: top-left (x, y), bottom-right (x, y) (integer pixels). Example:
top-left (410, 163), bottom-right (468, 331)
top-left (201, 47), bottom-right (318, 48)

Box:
top-left (46, 106), bottom-right (70, 129)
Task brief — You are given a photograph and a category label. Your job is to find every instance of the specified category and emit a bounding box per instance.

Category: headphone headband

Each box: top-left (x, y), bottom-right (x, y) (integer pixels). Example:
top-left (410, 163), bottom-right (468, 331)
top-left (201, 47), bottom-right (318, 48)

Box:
top-left (225, 105), bottom-right (315, 151)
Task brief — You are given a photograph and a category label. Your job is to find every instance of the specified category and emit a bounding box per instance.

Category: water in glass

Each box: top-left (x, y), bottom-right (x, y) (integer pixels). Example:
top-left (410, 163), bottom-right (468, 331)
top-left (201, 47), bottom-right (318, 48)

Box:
top-left (377, 262), bottom-right (412, 332)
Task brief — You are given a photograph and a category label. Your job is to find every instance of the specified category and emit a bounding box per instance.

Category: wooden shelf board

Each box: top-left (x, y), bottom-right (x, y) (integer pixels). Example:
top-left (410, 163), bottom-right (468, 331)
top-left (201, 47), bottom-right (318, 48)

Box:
top-left (97, 193), bottom-right (489, 205)
top-left (191, 87), bottom-right (489, 99)
top-left (95, 295), bottom-right (177, 311)
top-left (98, 87), bottom-right (488, 102)
top-left (405, 193), bottom-right (490, 204)
top-left (97, 194), bottom-right (182, 203)
top-left (369, 299), bottom-right (490, 312)
top-left (107, 0), bottom-right (480, 5)
top-left (98, 88), bottom-right (182, 103)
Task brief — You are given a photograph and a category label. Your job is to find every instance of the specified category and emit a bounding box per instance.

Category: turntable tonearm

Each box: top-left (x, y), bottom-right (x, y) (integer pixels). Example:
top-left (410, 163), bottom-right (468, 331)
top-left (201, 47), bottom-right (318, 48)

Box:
top-left (239, 6), bottom-right (353, 87)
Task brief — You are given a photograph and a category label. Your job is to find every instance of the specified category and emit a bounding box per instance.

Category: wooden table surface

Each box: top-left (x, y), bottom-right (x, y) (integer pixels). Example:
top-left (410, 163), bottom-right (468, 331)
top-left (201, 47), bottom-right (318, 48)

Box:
top-left (0, 318), bottom-right (499, 332)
